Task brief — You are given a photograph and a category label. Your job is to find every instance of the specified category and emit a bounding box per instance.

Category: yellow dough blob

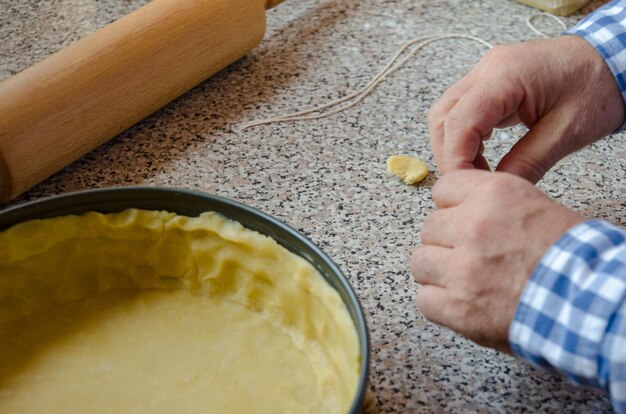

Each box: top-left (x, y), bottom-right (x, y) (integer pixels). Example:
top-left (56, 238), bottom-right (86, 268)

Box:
top-left (0, 209), bottom-right (361, 414)
top-left (386, 155), bottom-right (429, 184)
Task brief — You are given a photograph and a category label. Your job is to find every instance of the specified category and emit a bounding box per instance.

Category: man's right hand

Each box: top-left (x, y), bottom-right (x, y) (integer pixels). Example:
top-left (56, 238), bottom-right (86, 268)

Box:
top-left (428, 35), bottom-right (625, 182)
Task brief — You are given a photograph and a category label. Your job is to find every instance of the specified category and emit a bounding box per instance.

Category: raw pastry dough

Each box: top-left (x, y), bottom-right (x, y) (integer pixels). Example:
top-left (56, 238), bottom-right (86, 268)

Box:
top-left (387, 155), bottom-right (429, 184)
top-left (0, 209), bottom-right (360, 413)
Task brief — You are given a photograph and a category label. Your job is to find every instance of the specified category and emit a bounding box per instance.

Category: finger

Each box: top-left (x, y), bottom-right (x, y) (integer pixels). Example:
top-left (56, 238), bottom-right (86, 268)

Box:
top-left (411, 245), bottom-right (454, 287)
top-left (431, 169), bottom-right (492, 208)
top-left (416, 285), bottom-right (457, 329)
top-left (420, 209), bottom-right (459, 248)
top-left (429, 76), bottom-right (475, 172)
top-left (495, 111), bottom-right (568, 183)
top-left (441, 76), bottom-right (524, 174)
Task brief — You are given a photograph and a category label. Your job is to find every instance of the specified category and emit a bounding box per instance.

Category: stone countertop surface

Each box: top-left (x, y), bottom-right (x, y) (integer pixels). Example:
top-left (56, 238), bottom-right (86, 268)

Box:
top-left (1, 0), bottom-right (624, 412)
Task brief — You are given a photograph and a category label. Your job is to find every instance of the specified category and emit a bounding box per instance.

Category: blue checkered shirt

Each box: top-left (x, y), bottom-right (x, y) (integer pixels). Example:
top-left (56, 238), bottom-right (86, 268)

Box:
top-left (510, 221), bottom-right (626, 412)
top-left (508, 4), bottom-right (626, 411)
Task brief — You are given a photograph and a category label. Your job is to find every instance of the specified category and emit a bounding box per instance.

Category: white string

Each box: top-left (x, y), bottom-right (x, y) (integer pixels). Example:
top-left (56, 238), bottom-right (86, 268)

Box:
top-left (234, 13), bottom-right (565, 132)
top-left (233, 34), bottom-right (492, 132)
top-left (526, 12), bottom-right (567, 38)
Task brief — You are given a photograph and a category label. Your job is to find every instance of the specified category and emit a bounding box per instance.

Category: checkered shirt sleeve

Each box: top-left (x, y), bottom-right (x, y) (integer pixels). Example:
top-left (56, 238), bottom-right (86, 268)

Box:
top-left (565, 0), bottom-right (626, 130)
top-left (509, 220), bottom-right (626, 413)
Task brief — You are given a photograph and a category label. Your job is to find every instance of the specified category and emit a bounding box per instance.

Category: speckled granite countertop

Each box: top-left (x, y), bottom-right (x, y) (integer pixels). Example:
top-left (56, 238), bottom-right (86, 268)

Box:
top-left (1, 0), bottom-right (625, 411)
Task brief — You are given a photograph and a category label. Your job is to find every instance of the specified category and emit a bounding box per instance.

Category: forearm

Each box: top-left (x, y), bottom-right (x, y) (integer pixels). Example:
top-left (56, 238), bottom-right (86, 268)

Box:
top-left (510, 220), bottom-right (626, 412)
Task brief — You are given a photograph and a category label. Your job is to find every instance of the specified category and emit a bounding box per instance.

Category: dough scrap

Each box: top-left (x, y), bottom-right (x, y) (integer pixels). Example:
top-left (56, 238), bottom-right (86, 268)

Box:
top-left (386, 155), bottom-right (429, 184)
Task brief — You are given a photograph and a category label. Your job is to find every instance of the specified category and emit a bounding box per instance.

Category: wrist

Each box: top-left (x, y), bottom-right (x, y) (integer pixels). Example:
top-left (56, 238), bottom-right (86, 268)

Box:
top-left (564, 10), bottom-right (626, 132)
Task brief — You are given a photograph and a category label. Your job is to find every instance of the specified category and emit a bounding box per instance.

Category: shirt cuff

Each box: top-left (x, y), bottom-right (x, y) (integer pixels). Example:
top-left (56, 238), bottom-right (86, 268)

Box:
top-left (509, 220), bottom-right (626, 410)
top-left (565, 0), bottom-right (626, 131)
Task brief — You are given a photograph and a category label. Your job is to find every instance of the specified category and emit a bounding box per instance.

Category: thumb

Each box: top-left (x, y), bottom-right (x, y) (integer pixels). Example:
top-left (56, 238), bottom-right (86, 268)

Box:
top-left (495, 113), bottom-right (571, 183)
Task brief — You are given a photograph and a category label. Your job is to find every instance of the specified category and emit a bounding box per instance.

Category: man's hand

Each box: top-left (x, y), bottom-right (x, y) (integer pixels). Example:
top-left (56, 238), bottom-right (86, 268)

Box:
top-left (428, 35), bottom-right (624, 182)
top-left (411, 170), bottom-right (586, 352)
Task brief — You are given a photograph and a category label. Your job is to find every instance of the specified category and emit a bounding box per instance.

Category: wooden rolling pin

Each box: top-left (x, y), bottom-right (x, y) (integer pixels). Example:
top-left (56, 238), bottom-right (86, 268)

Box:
top-left (0, 0), bottom-right (286, 203)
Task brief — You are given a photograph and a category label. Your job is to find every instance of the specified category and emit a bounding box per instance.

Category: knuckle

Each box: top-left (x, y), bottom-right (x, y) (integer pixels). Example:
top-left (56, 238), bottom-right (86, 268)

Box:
top-left (430, 177), bottom-right (447, 200)
top-left (458, 255), bottom-right (483, 282)
top-left (411, 248), bottom-right (436, 282)
top-left (441, 109), bottom-right (460, 131)
top-left (410, 248), bottom-right (425, 271)
top-left (442, 109), bottom-right (480, 146)
top-left (481, 173), bottom-right (519, 197)
top-left (420, 216), bottom-right (440, 245)
top-left (464, 215), bottom-right (490, 242)
top-left (422, 210), bottom-right (439, 231)
top-left (427, 100), bottom-right (446, 126)
top-left (448, 292), bottom-right (479, 329)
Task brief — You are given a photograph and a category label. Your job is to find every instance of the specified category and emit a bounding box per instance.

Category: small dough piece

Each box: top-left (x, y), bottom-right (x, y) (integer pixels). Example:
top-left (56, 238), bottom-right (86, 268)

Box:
top-left (386, 155), bottom-right (429, 184)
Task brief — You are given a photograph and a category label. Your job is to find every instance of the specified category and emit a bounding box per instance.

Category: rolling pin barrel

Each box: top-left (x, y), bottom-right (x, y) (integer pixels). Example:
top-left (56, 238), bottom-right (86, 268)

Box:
top-left (0, 0), bottom-right (283, 203)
